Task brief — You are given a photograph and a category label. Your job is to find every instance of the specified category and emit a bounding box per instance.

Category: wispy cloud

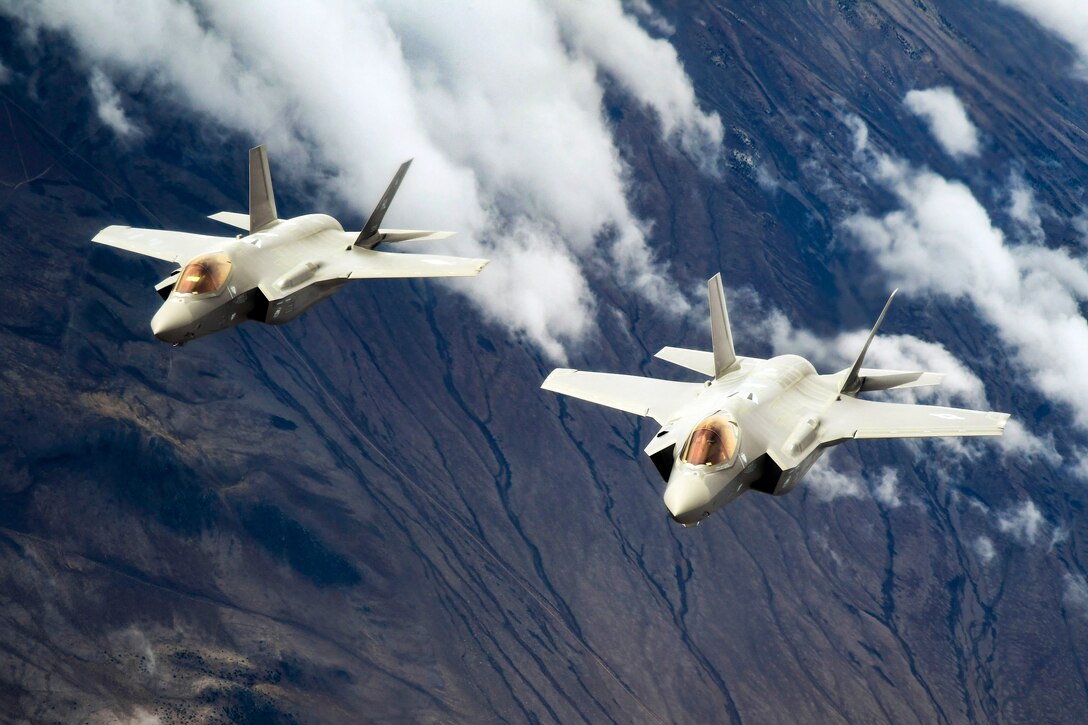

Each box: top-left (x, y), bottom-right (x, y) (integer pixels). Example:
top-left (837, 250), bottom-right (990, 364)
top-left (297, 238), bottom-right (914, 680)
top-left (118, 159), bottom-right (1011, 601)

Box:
top-left (1064, 573), bottom-right (1088, 618)
top-left (872, 468), bottom-right (903, 508)
top-left (805, 458), bottom-right (864, 502)
top-left (973, 535), bottom-right (997, 564)
top-left (6, 0), bottom-right (722, 361)
top-left (842, 115), bottom-right (1088, 439)
top-left (804, 451), bottom-right (905, 507)
top-left (1007, 172), bottom-right (1046, 243)
top-left (996, 499), bottom-right (1046, 543)
top-left (904, 87), bottom-right (981, 158)
top-left (88, 68), bottom-right (141, 140)
top-left (0, 58), bottom-right (10, 84)
top-left (625, 0), bottom-right (677, 36)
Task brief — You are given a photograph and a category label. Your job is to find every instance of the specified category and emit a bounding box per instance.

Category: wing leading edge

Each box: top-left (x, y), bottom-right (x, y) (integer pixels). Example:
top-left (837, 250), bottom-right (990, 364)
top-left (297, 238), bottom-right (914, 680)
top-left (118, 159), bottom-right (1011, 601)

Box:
top-left (92, 225), bottom-right (224, 264)
top-left (541, 369), bottom-right (705, 425)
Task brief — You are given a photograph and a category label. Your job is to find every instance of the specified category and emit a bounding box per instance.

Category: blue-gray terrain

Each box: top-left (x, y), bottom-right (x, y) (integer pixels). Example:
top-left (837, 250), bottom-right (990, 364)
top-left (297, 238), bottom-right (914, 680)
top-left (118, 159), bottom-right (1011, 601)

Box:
top-left (1, 1), bottom-right (1087, 723)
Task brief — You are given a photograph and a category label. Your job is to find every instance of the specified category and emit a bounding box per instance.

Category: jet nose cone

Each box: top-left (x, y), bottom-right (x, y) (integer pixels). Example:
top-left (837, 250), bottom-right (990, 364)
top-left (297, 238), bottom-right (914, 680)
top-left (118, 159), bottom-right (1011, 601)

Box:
top-left (150, 303), bottom-right (194, 343)
top-left (663, 477), bottom-right (712, 525)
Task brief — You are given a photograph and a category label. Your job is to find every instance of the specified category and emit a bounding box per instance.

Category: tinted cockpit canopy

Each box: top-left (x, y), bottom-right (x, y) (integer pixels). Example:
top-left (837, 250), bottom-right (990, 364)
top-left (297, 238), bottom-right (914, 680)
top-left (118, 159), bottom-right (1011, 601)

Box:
top-left (680, 414), bottom-right (739, 467)
top-left (175, 252), bottom-right (232, 295)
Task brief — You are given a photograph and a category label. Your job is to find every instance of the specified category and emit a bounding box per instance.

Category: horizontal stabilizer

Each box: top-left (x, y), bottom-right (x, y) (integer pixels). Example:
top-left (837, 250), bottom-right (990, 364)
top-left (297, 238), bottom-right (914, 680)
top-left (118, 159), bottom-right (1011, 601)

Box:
top-left (655, 347), bottom-right (715, 376)
top-left (208, 211), bottom-right (250, 231)
top-left (367, 229), bottom-right (456, 244)
top-left (856, 368), bottom-right (944, 393)
top-left (541, 369), bottom-right (705, 425)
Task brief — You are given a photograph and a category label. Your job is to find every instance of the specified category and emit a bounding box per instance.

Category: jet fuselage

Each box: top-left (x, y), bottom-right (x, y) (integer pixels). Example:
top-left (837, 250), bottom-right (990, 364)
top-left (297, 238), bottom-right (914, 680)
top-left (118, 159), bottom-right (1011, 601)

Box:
top-left (149, 214), bottom-right (348, 344)
top-left (658, 354), bottom-right (831, 525)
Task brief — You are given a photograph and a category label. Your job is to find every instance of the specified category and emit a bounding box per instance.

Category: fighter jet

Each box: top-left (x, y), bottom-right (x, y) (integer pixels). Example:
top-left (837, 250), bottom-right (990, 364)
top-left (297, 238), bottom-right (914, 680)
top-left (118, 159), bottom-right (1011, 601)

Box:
top-left (542, 275), bottom-right (1008, 527)
top-left (93, 146), bottom-right (488, 344)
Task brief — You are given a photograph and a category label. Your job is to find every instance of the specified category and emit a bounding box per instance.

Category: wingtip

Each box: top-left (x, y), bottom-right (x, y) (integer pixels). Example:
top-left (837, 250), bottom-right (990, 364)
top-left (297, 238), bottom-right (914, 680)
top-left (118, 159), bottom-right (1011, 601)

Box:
top-left (541, 368), bottom-right (576, 390)
top-left (91, 224), bottom-right (129, 242)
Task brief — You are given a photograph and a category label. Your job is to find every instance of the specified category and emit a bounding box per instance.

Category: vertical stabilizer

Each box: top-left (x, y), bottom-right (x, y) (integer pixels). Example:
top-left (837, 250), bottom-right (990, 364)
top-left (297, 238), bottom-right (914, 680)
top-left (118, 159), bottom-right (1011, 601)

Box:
top-left (356, 159), bottom-right (413, 247)
top-left (709, 273), bottom-right (738, 378)
top-left (249, 145), bottom-right (278, 233)
top-left (839, 289), bottom-right (898, 396)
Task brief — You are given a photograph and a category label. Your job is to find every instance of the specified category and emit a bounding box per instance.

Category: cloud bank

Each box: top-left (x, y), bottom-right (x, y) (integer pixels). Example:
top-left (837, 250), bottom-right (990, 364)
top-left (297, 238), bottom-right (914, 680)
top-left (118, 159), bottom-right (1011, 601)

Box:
top-left (4, 0), bottom-right (722, 361)
top-left (903, 87), bottom-right (980, 158)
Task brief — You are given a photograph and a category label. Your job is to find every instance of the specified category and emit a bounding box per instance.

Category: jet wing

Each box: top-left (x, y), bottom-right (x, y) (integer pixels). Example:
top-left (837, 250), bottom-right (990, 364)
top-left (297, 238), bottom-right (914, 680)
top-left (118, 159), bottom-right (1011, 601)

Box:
top-left (822, 396), bottom-right (1009, 442)
top-left (260, 247), bottom-right (489, 301)
top-left (315, 248), bottom-right (488, 282)
top-left (541, 369), bottom-right (705, 425)
top-left (93, 225), bottom-right (223, 264)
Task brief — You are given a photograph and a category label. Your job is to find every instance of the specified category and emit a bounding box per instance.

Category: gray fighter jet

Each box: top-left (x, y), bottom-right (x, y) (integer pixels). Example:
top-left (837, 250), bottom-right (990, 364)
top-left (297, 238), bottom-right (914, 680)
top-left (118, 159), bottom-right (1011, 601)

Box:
top-left (542, 275), bottom-right (1008, 527)
top-left (93, 146), bottom-right (487, 344)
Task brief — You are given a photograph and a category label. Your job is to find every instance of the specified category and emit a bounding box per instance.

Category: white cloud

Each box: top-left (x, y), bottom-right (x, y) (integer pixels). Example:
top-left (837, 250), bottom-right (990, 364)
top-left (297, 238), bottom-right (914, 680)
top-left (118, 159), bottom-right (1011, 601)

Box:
top-left (625, 0), bottom-right (676, 36)
top-left (5, 0), bottom-right (722, 362)
top-left (1064, 573), bottom-right (1088, 618)
top-left (1076, 450), bottom-right (1088, 480)
top-left (1007, 173), bottom-right (1046, 243)
top-left (806, 460), bottom-right (863, 501)
top-left (0, 58), bottom-right (10, 84)
top-left (872, 468), bottom-right (902, 508)
top-left (547, 0), bottom-right (721, 168)
top-left (804, 454), bottom-right (906, 506)
top-left (973, 535), bottom-right (997, 564)
top-left (842, 116), bottom-right (1088, 437)
top-left (996, 499), bottom-right (1045, 543)
top-left (88, 67), bottom-right (141, 139)
top-left (995, 1), bottom-right (1088, 76)
top-left (903, 87), bottom-right (980, 158)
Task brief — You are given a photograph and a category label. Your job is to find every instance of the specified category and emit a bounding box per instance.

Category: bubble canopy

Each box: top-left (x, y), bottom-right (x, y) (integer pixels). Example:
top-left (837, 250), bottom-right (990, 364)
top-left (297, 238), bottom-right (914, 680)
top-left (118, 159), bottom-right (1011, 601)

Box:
top-left (680, 414), bottom-right (740, 468)
top-left (175, 252), bottom-right (232, 296)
